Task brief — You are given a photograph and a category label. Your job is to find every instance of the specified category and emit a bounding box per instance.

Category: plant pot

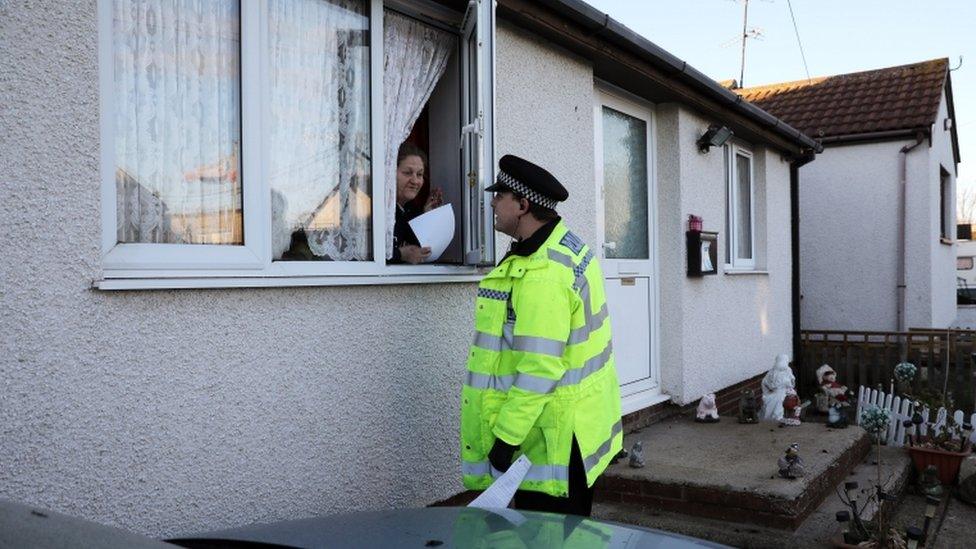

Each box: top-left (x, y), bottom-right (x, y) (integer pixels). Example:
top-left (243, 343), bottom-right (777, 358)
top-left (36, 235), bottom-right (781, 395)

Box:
top-left (906, 437), bottom-right (973, 485)
top-left (830, 534), bottom-right (860, 548)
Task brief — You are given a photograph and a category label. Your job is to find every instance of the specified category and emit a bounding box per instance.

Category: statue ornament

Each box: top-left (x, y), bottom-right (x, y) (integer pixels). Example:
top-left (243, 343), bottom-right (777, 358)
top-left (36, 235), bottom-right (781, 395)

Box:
top-left (760, 354), bottom-right (795, 422)
top-left (695, 393), bottom-right (720, 423)
top-left (778, 443), bottom-right (805, 479)
top-left (738, 389), bottom-right (759, 424)
top-left (815, 364), bottom-right (849, 413)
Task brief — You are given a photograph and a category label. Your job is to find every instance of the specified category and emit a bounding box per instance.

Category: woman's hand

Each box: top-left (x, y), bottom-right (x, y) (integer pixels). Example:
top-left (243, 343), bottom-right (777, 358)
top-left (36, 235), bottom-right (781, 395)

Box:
top-left (399, 245), bottom-right (431, 264)
top-left (424, 187), bottom-right (444, 212)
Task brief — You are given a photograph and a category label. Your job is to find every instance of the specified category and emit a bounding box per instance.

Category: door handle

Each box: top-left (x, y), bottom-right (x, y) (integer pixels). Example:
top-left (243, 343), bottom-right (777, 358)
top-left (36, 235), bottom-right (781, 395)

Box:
top-left (603, 242), bottom-right (617, 250)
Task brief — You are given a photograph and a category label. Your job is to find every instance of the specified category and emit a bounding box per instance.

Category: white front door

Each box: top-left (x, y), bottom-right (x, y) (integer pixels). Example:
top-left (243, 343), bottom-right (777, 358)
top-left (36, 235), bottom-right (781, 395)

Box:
top-left (594, 86), bottom-right (660, 413)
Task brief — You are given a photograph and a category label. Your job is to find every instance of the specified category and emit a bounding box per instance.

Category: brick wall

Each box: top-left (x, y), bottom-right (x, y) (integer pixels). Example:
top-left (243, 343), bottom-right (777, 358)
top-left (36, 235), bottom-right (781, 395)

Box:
top-left (622, 373), bottom-right (765, 433)
top-left (430, 372), bottom-right (767, 506)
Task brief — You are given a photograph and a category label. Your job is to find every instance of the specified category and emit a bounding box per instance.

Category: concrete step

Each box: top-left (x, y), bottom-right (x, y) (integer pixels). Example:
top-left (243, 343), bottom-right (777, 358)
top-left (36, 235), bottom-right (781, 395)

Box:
top-left (595, 415), bottom-right (871, 529)
top-left (593, 445), bottom-right (912, 548)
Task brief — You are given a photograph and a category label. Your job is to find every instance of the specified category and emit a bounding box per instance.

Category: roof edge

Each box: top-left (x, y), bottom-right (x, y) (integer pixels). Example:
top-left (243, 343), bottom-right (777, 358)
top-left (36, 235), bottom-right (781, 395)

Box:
top-left (529, 0), bottom-right (822, 154)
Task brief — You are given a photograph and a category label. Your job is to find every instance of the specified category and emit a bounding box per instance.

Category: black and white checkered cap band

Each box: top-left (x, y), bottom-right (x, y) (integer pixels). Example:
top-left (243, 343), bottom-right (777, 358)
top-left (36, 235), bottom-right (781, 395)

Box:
top-left (496, 170), bottom-right (559, 210)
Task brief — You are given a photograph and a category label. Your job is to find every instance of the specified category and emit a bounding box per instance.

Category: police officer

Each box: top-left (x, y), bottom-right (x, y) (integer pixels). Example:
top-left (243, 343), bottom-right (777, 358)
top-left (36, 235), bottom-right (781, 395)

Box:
top-left (460, 155), bottom-right (623, 517)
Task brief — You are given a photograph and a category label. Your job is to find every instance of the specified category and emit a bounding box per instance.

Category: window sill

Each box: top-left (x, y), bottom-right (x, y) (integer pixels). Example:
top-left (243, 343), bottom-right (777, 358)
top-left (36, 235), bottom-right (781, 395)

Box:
top-left (940, 237), bottom-right (955, 246)
top-left (94, 272), bottom-right (487, 291)
top-left (723, 269), bottom-right (769, 276)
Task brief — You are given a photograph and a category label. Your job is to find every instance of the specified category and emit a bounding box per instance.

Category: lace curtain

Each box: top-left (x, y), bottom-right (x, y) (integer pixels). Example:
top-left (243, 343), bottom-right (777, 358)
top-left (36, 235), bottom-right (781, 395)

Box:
top-left (269, 0), bottom-right (372, 261)
top-left (114, 0), bottom-right (242, 245)
top-left (383, 11), bottom-right (455, 259)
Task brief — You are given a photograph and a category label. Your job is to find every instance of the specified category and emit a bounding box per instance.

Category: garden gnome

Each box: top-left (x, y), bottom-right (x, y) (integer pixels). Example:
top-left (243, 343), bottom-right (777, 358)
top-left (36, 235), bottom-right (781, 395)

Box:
top-left (826, 401), bottom-right (849, 429)
top-left (738, 389), bottom-right (759, 424)
top-left (629, 441), bottom-right (645, 468)
top-left (780, 389), bottom-right (802, 426)
top-left (819, 365), bottom-right (848, 403)
top-left (918, 465), bottom-right (944, 498)
top-left (777, 443), bottom-right (805, 479)
top-left (761, 354), bottom-right (795, 421)
top-left (695, 393), bottom-right (720, 423)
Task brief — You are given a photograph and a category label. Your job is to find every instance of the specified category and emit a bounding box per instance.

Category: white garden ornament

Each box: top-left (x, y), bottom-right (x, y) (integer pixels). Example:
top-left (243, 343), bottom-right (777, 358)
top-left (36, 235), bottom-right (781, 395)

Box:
top-left (760, 354), bottom-right (795, 421)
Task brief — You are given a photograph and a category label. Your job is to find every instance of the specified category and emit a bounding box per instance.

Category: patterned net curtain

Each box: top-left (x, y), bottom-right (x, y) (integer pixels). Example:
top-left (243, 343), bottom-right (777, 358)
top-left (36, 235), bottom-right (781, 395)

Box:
top-left (114, 0), bottom-right (242, 245)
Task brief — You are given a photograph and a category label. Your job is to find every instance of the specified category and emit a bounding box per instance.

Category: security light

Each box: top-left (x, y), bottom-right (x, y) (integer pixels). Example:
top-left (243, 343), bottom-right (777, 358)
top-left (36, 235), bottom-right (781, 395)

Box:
top-left (697, 125), bottom-right (733, 153)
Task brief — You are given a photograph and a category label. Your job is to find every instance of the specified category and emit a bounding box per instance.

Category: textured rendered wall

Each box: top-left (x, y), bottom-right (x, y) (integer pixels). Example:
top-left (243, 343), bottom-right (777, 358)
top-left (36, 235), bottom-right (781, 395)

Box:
top-left (653, 105), bottom-right (686, 400)
top-left (0, 1), bottom-right (800, 535)
top-left (799, 141), bottom-right (906, 331)
top-left (494, 22), bottom-right (596, 247)
top-left (0, 4), bottom-right (593, 538)
top-left (656, 107), bottom-right (794, 404)
top-left (799, 126), bottom-right (955, 332)
top-left (927, 91), bottom-right (958, 328)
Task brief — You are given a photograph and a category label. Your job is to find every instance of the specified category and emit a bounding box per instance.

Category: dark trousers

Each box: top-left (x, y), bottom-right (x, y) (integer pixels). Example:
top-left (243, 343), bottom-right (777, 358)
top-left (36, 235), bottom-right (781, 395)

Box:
top-left (513, 436), bottom-right (594, 517)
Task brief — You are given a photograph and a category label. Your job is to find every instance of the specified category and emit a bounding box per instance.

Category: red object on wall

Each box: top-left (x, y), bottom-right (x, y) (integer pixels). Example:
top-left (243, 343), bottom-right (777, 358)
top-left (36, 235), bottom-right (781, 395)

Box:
top-left (688, 214), bottom-right (703, 232)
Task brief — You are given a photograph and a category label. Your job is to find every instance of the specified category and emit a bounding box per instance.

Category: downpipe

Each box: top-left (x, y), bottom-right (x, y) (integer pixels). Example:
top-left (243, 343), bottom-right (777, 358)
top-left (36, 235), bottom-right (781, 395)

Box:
top-left (897, 132), bottom-right (926, 355)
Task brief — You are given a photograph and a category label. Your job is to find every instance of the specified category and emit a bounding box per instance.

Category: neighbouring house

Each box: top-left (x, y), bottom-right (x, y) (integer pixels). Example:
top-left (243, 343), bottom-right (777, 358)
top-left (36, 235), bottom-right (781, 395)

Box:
top-left (0, 0), bottom-right (818, 537)
top-left (735, 59), bottom-right (962, 332)
top-left (955, 224), bottom-right (976, 322)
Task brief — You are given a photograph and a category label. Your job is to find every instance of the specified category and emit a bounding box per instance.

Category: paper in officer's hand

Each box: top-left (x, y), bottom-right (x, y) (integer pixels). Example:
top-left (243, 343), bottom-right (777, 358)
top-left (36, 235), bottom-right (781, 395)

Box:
top-left (468, 454), bottom-right (532, 510)
top-left (407, 204), bottom-right (455, 263)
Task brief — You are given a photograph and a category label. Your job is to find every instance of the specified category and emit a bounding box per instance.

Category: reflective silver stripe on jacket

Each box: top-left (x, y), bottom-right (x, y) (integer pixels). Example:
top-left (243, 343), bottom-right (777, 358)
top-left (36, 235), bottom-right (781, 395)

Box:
top-left (462, 460), bottom-right (570, 483)
top-left (464, 340), bottom-right (613, 394)
top-left (473, 329), bottom-right (563, 358)
top-left (466, 371), bottom-right (514, 392)
top-left (559, 342), bottom-right (613, 386)
top-left (548, 249), bottom-right (607, 345)
top-left (582, 420), bottom-right (623, 474)
top-left (547, 249), bottom-right (575, 269)
top-left (567, 302), bottom-right (608, 345)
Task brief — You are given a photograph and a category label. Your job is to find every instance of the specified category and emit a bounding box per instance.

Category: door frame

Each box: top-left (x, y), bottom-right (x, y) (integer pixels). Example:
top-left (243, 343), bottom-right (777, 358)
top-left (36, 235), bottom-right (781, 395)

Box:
top-left (593, 81), bottom-right (663, 414)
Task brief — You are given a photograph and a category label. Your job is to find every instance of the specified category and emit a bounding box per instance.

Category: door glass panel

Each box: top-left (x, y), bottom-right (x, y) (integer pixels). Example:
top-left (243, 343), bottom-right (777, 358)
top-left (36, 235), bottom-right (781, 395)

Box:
top-left (601, 106), bottom-right (648, 259)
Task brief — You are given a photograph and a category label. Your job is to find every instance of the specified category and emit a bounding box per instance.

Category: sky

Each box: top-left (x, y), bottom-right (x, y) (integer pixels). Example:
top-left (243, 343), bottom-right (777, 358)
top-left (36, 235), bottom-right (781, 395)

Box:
top-left (584, 0), bottom-right (974, 192)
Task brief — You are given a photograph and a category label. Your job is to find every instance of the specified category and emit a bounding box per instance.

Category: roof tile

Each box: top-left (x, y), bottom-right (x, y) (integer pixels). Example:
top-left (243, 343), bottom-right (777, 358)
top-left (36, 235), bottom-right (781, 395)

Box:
top-left (735, 59), bottom-right (948, 139)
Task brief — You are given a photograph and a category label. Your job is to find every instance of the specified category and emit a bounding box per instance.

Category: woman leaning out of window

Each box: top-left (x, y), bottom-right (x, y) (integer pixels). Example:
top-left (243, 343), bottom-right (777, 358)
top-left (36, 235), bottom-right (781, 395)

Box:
top-left (391, 142), bottom-right (443, 264)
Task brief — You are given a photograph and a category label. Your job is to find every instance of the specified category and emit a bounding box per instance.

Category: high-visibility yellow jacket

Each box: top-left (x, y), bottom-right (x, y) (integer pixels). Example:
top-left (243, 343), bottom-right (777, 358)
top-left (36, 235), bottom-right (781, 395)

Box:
top-left (451, 507), bottom-right (615, 548)
top-left (461, 221), bottom-right (623, 497)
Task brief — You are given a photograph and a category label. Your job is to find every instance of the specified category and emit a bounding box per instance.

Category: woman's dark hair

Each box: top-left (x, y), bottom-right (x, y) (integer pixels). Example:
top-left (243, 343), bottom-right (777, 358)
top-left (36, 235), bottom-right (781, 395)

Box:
top-left (397, 142), bottom-right (428, 168)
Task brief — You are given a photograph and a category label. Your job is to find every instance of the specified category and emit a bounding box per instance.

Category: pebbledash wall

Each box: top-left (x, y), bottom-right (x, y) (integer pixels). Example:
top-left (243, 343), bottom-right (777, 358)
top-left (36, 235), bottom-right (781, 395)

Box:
top-left (0, 3), bottom-right (792, 538)
top-left (798, 89), bottom-right (957, 332)
top-left (658, 106), bottom-right (793, 403)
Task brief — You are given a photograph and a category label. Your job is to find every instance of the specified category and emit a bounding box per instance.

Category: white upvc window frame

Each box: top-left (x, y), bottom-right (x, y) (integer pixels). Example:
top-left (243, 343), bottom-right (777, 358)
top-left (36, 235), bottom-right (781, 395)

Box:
top-left (724, 143), bottom-right (756, 271)
top-left (96, 0), bottom-right (496, 289)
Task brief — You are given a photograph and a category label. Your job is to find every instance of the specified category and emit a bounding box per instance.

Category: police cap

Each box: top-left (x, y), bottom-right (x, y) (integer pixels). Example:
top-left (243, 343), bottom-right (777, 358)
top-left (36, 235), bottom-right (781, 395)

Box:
top-left (485, 155), bottom-right (569, 210)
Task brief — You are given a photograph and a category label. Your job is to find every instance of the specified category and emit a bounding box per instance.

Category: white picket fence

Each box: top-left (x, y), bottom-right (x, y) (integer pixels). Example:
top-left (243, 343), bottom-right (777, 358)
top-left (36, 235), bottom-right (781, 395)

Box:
top-left (854, 385), bottom-right (976, 447)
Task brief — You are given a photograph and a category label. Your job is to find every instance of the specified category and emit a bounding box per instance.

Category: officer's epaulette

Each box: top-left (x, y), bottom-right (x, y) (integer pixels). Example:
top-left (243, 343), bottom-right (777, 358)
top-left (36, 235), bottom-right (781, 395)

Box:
top-left (559, 231), bottom-right (585, 255)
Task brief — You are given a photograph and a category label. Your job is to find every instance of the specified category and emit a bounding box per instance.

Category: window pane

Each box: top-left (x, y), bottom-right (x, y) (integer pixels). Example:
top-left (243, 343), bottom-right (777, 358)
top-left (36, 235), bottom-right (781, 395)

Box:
top-left (270, 0), bottom-right (372, 261)
top-left (602, 107), bottom-right (648, 260)
top-left (735, 153), bottom-right (752, 260)
top-left (114, 0), bottom-right (242, 245)
top-left (724, 146), bottom-right (731, 264)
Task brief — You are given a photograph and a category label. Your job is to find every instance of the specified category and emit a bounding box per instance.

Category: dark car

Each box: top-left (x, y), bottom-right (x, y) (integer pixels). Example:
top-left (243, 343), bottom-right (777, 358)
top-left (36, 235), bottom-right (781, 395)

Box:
top-left (2, 499), bottom-right (729, 548)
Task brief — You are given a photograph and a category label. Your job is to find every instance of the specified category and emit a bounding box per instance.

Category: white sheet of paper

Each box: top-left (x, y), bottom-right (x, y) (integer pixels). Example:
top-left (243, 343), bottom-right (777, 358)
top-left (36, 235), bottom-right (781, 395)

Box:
top-left (468, 454), bottom-right (532, 510)
top-left (408, 204), bottom-right (455, 263)
top-left (701, 241), bottom-right (713, 272)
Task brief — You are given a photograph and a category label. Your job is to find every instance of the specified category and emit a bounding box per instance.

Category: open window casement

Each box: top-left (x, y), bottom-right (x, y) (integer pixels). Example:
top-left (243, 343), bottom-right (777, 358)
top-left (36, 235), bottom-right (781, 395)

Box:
top-left (460, 0), bottom-right (496, 266)
top-left (97, 0), bottom-right (497, 288)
